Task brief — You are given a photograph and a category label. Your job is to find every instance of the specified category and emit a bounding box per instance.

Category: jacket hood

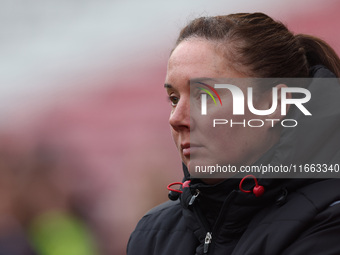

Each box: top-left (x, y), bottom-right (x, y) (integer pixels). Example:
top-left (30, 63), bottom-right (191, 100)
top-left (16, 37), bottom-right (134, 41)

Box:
top-left (267, 65), bottom-right (340, 174)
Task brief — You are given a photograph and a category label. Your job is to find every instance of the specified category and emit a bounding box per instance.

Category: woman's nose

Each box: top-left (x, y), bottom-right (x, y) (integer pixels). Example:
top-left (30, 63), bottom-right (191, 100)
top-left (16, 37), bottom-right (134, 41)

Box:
top-left (169, 97), bottom-right (190, 131)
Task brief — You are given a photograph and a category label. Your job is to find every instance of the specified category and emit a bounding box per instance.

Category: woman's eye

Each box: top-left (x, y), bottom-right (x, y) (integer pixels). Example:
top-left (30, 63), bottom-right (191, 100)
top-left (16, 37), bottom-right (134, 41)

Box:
top-left (168, 96), bottom-right (179, 106)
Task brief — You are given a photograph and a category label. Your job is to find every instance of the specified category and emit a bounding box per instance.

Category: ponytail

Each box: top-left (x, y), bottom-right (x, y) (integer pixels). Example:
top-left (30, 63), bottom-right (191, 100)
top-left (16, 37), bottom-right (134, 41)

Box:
top-left (295, 34), bottom-right (340, 77)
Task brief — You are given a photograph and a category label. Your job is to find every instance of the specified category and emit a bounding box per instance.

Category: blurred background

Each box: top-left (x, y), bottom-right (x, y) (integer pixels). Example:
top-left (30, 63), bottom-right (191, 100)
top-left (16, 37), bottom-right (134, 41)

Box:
top-left (0, 0), bottom-right (339, 254)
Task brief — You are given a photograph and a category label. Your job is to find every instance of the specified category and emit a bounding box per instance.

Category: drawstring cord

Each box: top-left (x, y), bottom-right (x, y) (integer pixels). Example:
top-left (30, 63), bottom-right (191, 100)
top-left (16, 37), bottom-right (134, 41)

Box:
top-left (239, 175), bottom-right (265, 197)
top-left (167, 175), bottom-right (264, 200)
top-left (167, 180), bottom-right (191, 193)
top-left (167, 180), bottom-right (191, 200)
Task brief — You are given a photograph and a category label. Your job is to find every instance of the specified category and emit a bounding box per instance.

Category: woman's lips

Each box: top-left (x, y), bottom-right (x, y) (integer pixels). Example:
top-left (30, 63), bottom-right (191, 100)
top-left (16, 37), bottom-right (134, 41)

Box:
top-left (181, 144), bottom-right (201, 157)
top-left (181, 143), bottom-right (190, 157)
top-left (183, 147), bottom-right (190, 156)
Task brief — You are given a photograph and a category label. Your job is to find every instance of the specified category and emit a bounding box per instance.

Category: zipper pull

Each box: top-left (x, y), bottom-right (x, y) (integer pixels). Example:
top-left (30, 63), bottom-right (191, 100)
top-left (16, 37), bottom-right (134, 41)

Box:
top-left (189, 189), bottom-right (200, 206)
top-left (204, 232), bottom-right (212, 254)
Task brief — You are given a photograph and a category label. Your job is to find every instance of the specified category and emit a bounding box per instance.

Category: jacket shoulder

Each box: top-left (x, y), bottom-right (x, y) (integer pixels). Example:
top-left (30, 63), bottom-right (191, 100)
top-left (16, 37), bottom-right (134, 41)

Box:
top-left (127, 200), bottom-right (189, 255)
top-left (298, 179), bottom-right (340, 210)
top-left (232, 179), bottom-right (340, 255)
top-left (144, 200), bottom-right (181, 216)
top-left (281, 179), bottom-right (340, 254)
top-left (134, 200), bottom-right (182, 231)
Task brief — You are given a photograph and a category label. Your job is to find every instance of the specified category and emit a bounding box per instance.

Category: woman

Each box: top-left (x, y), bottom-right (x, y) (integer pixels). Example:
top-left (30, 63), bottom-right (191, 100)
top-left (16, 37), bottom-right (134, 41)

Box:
top-left (127, 13), bottom-right (340, 254)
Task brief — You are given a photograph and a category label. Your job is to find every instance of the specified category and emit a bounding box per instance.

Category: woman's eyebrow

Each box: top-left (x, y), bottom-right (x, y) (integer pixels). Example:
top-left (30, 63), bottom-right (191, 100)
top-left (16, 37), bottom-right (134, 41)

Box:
top-left (190, 77), bottom-right (218, 84)
top-left (165, 78), bottom-right (216, 88)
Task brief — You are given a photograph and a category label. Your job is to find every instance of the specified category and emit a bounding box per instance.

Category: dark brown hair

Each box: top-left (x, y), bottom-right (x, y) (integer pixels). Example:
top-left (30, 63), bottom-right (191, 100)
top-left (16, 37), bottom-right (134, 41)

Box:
top-left (175, 13), bottom-right (340, 78)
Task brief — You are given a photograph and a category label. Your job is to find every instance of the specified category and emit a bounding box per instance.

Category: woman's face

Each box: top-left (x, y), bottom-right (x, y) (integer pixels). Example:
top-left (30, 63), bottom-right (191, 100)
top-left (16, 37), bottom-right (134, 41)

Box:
top-left (165, 39), bottom-right (280, 181)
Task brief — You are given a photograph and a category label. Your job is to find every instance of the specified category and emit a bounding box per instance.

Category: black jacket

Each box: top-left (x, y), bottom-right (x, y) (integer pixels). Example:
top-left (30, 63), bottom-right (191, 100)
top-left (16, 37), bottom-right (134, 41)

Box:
top-left (127, 66), bottom-right (340, 255)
